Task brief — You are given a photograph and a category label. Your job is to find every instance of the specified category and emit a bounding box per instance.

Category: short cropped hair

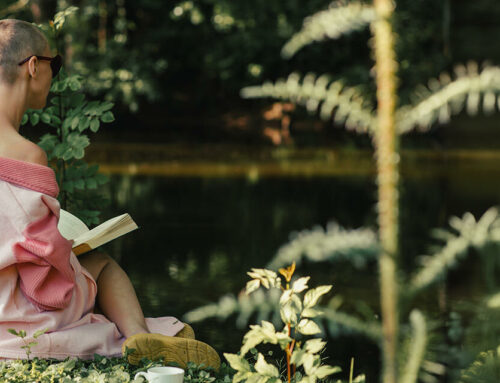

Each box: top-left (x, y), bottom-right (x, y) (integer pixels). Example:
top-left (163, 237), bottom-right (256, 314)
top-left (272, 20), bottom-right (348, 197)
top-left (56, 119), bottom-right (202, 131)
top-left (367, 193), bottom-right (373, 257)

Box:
top-left (0, 19), bottom-right (48, 84)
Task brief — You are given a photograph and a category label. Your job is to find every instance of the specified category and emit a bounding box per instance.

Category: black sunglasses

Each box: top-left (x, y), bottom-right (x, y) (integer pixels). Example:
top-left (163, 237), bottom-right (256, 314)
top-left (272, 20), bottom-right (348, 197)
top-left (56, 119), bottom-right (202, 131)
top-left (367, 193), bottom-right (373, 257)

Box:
top-left (17, 54), bottom-right (62, 78)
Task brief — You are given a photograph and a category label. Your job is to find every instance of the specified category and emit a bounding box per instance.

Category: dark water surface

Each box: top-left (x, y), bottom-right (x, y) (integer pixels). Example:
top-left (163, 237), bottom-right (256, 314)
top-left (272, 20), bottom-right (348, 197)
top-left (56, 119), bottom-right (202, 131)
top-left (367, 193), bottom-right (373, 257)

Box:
top-left (96, 149), bottom-right (500, 381)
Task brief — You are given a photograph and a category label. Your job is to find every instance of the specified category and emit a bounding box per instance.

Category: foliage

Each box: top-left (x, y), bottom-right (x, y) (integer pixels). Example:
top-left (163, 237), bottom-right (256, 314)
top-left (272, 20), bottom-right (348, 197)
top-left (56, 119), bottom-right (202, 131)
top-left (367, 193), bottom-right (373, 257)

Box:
top-left (21, 9), bottom-right (113, 225)
top-left (267, 221), bottom-right (378, 270)
top-left (189, 0), bottom-right (500, 382)
top-left (1, 0), bottom-right (449, 117)
top-left (408, 208), bottom-right (500, 298)
top-left (242, 6), bottom-right (500, 137)
top-left (224, 263), bottom-right (349, 383)
top-left (0, 355), bottom-right (230, 383)
top-left (6, 328), bottom-right (47, 360)
top-left (281, 2), bottom-right (376, 59)
top-left (241, 73), bottom-right (375, 133)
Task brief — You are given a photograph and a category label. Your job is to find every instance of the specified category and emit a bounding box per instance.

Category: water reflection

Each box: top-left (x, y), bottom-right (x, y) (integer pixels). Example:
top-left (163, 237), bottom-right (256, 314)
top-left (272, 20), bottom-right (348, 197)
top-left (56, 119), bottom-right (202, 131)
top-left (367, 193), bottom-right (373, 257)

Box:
top-left (94, 148), bottom-right (500, 380)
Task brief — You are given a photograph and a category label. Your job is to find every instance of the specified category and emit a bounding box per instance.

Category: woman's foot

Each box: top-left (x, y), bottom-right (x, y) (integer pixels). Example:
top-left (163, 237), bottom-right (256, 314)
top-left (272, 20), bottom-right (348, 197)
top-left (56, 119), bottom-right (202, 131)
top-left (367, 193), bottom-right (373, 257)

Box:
top-left (122, 333), bottom-right (220, 370)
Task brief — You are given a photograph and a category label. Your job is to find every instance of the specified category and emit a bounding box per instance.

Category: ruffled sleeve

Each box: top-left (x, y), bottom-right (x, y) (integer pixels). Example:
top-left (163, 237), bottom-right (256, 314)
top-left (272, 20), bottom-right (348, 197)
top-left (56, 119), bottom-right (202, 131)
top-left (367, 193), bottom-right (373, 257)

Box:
top-left (0, 157), bottom-right (75, 311)
top-left (13, 197), bottom-right (75, 311)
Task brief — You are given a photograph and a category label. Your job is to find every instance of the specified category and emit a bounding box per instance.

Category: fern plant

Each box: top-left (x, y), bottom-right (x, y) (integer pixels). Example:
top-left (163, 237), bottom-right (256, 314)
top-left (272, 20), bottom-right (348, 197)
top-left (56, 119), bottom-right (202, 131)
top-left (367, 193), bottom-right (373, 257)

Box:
top-left (188, 1), bottom-right (500, 382)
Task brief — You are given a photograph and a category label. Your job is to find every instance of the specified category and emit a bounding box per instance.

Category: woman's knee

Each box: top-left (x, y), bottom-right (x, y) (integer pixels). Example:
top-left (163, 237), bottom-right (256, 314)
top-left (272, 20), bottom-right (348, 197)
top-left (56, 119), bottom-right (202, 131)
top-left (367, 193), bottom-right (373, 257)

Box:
top-left (78, 251), bottom-right (115, 281)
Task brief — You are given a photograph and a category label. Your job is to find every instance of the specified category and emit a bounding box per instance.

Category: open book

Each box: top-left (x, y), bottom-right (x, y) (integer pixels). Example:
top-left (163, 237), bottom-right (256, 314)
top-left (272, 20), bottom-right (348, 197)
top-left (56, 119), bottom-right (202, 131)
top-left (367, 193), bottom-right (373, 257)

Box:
top-left (57, 209), bottom-right (138, 255)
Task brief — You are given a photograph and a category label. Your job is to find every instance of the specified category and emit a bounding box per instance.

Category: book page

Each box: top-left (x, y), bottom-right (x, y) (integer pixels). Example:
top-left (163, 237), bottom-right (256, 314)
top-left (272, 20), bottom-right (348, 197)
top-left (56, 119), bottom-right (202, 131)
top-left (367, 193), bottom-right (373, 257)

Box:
top-left (58, 209), bottom-right (89, 241)
top-left (72, 213), bottom-right (137, 248)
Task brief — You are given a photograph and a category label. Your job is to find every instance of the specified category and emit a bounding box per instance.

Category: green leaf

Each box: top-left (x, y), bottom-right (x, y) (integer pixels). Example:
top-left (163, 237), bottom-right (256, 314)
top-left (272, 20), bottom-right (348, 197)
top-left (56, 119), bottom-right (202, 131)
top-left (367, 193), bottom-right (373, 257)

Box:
top-left (68, 77), bottom-right (82, 91)
top-left (302, 353), bottom-right (317, 375)
top-left (71, 116), bottom-right (80, 130)
top-left (69, 93), bottom-right (85, 107)
top-left (95, 173), bottom-right (109, 184)
top-left (97, 101), bottom-right (114, 113)
top-left (303, 285), bottom-right (332, 308)
top-left (7, 328), bottom-right (19, 336)
top-left (223, 353), bottom-right (251, 372)
top-left (62, 358), bottom-right (76, 371)
top-left (254, 353), bottom-right (279, 377)
top-left (54, 80), bottom-right (67, 92)
top-left (101, 111), bottom-right (115, 123)
top-left (90, 119), bottom-right (100, 132)
top-left (53, 142), bottom-right (71, 158)
top-left (304, 339), bottom-right (326, 354)
top-left (78, 117), bottom-right (91, 132)
top-left (19, 330), bottom-right (26, 338)
top-left (33, 328), bottom-right (48, 338)
top-left (301, 307), bottom-right (323, 318)
top-left (297, 319), bottom-right (321, 335)
top-left (85, 178), bottom-right (98, 189)
top-left (246, 279), bottom-right (261, 294)
top-left (30, 113), bottom-right (40, 126)
top-left (40, 113), bottom-right (51, 124)
top-left (314, 365), bottom-right (341, 379)
top-left (66, 133), bottom-right (90, 159)
top-left (27, 342), bottom-right (38, 348)
top-left (280, 289), bottom-right (293, 304)
top-left (234, 371), bottom-right (254, 383)
top-left (51, 115), bottom-right (62, 125)
top-left (291, 348), bottom-right (307, 366)
top-left (292, 277), bottom-right (310, 293)
top-left (74, 179), bottom-right (85, 189)
top-left (21, 114), bottom-right (28, 125)
top-left (280, 302), bottom-right (298, 325)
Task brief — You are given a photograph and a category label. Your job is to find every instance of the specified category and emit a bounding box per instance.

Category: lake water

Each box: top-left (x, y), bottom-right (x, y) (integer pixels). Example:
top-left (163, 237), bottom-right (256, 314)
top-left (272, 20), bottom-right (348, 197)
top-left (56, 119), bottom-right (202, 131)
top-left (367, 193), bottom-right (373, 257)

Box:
top-left (96, 147), bottom-right (500, 381)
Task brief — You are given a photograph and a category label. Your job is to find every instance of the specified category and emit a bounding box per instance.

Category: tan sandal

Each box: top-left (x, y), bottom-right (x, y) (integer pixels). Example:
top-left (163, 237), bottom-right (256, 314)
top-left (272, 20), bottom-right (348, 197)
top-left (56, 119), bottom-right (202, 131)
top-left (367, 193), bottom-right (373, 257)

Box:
top-left (122, 333), bottom-right (220, 370)
top-left (175, 323), bottom-right (195, 340)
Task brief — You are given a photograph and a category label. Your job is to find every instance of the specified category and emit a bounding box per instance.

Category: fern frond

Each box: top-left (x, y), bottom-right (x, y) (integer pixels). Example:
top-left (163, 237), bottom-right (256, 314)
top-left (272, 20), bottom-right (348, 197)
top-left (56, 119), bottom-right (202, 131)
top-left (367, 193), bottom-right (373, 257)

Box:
top-left (184, 286), bottom-right (381, 341)
top-left (267, 221), bottom-right (379, 270)
top-left (459, 348), bottom-right (500, 383)
top-left (183, 289), bottom-right (282, 329)
top-left (281, 1), bottom-right (375, 58)
top-left (409, 207), bottom-right (500, 296)
top-left (397, 64), bottom-right (500, 134)
top-left (323, 307), bottom-right (381, 342)
top-left (400, 310), bottom-right (428, 383)
top-left (241, 73), bottom-right (375, 133)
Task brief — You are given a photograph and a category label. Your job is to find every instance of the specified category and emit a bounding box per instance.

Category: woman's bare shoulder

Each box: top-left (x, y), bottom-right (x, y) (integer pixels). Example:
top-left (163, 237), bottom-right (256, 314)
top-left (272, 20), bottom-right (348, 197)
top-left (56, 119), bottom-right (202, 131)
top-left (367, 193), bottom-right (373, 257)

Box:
top-left (24, 141), bottom-right (48, 166)
top-left (0, 136), bottom-right (48, 167)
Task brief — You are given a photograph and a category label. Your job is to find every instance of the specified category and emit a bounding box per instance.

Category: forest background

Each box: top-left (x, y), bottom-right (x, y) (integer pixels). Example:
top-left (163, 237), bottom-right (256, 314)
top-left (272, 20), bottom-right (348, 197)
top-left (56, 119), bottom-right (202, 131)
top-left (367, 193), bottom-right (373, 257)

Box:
top-left (2, 0), bottom-right (497, 148)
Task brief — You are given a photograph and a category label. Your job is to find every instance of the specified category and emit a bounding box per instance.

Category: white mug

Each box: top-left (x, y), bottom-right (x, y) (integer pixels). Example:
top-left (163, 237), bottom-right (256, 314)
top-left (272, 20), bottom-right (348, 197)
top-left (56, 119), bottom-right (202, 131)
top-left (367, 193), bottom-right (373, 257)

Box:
top-left (135, 366), bottom-right (185, 383)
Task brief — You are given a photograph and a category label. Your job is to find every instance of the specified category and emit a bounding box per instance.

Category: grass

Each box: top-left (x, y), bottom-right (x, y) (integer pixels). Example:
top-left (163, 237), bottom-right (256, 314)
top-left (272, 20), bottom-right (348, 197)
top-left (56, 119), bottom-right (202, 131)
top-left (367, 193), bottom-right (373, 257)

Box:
top-left (0, 356), bottom-right (234, 383)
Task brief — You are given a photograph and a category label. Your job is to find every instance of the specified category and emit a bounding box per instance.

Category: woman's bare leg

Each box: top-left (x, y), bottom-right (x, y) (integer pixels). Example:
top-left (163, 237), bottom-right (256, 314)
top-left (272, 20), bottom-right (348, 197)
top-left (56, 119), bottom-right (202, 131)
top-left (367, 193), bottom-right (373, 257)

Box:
top-left (78, 251), bottom-right (149, 338)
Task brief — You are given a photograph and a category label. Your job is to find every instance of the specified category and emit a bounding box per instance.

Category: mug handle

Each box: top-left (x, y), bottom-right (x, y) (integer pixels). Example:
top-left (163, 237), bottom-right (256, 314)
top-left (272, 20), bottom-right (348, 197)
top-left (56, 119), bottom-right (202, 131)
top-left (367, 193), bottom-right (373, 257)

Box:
top-left (135, 372), bottom-right (150, 381)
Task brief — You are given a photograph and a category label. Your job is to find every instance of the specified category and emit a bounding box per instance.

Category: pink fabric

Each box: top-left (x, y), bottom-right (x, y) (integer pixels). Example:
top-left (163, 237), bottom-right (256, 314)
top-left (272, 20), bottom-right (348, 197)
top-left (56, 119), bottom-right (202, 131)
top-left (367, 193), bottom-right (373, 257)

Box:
top-left (0, 156), bottom-right (59, 197)
top-left (0, 156), bottom-right (184, 359)
top-left (14, 201), bottom-right (75, 310)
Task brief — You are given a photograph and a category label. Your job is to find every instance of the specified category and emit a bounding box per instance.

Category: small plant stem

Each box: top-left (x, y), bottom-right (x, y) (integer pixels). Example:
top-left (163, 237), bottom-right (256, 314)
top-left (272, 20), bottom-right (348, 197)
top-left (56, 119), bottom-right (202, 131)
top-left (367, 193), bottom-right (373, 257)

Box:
top-left (287, 346), bottom-right (291, 383)
top-left (372, 0), bottom-right (399, 383)
top-left (286, 322), bottom-right (292, 383)
top-left (349, 358), bottom-right (354, 383)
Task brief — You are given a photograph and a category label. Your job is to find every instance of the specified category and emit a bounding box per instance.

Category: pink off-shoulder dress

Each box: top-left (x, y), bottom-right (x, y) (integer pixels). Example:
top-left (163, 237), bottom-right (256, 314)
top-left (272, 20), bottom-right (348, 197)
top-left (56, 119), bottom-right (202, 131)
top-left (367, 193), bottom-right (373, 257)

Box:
top-left (0, 157), bottom-right (184, 359)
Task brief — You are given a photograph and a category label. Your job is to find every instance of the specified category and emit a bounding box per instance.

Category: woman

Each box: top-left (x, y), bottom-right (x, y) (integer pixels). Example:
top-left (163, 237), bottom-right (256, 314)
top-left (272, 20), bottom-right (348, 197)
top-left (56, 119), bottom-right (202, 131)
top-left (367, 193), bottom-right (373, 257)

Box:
top-left (0, 18), bottom-right (219, 369)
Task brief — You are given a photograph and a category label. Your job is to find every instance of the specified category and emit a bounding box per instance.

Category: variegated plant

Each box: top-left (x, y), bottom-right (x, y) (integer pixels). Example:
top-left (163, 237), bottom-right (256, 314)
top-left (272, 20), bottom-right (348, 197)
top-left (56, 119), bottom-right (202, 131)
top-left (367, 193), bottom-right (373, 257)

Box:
top-left (224, 263), bottom-right (362, 383)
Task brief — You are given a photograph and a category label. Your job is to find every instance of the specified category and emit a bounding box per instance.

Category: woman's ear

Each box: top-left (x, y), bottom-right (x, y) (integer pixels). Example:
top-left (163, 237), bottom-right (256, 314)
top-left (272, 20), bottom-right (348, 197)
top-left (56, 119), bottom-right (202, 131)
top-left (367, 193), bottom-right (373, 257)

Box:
top-left (27, 56), bottom-right (38, 78)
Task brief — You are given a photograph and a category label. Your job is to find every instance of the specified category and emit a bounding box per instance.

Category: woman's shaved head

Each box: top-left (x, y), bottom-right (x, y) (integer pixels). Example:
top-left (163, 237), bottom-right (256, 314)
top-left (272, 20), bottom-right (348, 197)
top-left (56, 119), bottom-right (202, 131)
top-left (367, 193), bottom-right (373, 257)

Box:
top-left (0, 19), bottom-right (48, 84)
